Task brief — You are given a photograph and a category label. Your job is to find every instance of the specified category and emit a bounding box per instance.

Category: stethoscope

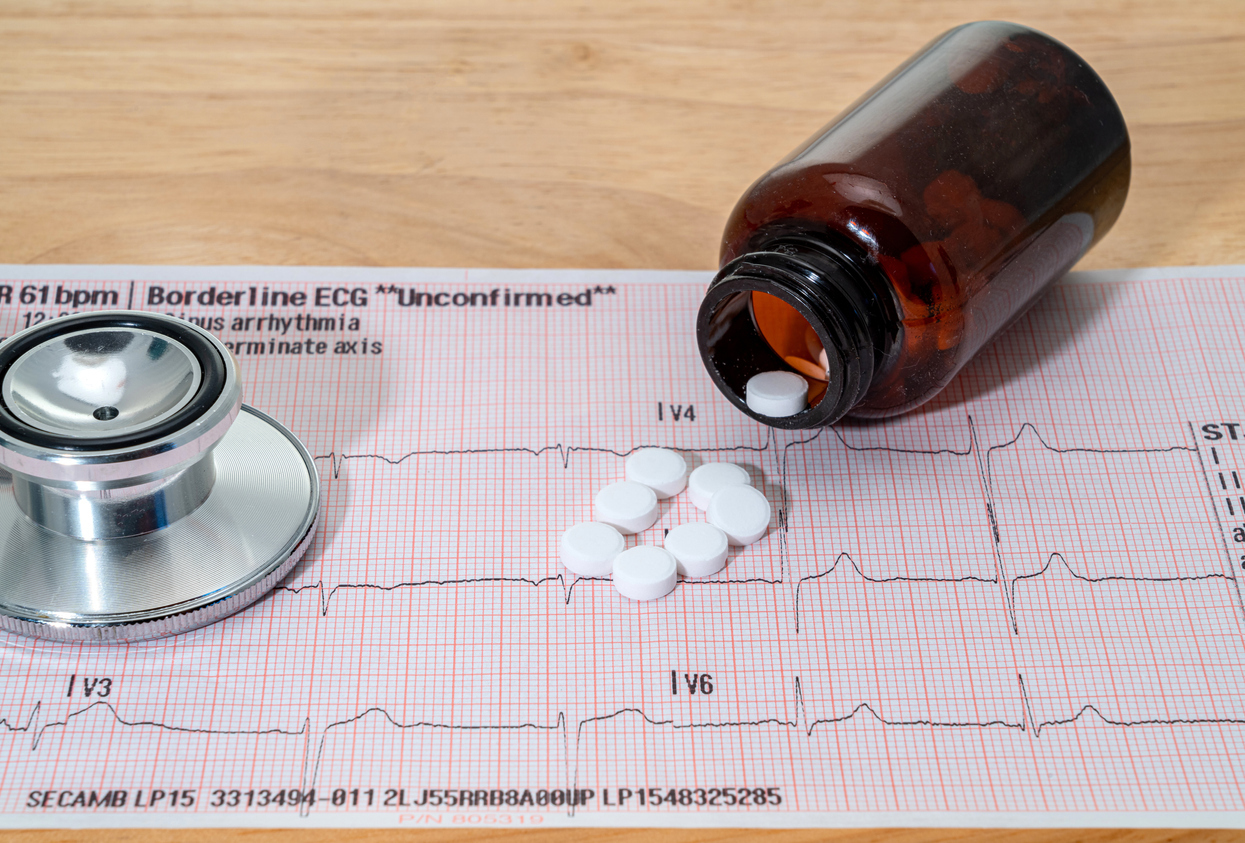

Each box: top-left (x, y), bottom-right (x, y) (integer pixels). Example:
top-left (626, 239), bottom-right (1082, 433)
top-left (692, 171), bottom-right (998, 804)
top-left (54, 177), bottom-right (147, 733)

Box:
top-left (0, 311), bottom-right (319, 642)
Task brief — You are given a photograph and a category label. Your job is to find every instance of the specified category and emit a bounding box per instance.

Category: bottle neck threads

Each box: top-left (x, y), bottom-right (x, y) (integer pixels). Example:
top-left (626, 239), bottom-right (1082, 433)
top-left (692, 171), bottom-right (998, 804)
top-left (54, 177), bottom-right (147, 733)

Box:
top-left (696, 229), bottom-right (898, 428)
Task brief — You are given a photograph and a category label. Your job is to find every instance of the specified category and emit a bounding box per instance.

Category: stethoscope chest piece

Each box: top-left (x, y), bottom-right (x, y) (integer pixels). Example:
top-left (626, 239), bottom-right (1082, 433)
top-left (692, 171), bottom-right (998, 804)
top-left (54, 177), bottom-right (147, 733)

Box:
top-left (0, 311), bottom-right (320, 642)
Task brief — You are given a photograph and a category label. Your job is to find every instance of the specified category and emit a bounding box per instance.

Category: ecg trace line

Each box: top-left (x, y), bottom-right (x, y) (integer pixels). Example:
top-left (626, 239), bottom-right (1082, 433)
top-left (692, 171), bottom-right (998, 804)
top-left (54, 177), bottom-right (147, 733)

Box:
top-left (298, 418), bottom-right (1221, 631)
top-left (316, 441), bottom-right (776, 478)
top-left (10, 668), bottom-right (1245, 820)
top-left (0, 700), bottom-right (309, 753)
top-left (276, 574), bottom-right (600, 613)
top-left (1006, 552), bottom-right (1231, 634)
top-left (792, 552), bottom-right (998, 633)
top-left (1015, 674), bottom-right (1245, 737)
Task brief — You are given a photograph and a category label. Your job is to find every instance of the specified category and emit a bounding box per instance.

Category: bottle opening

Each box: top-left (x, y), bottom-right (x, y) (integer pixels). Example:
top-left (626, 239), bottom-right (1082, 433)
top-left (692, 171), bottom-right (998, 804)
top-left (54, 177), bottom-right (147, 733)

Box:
top-left (750, 292), bottom-right (830, 406)
top-left (697, 272), bottom-right (870, 429)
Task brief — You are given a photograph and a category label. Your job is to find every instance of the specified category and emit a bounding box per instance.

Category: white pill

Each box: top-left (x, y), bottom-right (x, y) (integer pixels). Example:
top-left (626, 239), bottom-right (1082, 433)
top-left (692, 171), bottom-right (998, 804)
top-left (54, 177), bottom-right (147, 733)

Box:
top-left (664, 522), bottom-right (729, 578)
top-left (559, 522), bottom-right (626, 577)
top-left (594, 480), bottom-right (659, 535)
top-left (688, 462), bottom-right (752, 511)
top-left (746, 370), bottom-right (808, 417)
top-left (707, 484), bottom-right (772, 546)
top-left (625, 448), bottom-right (688, 499)
top-left (612, 545), bottom-right (678, 601)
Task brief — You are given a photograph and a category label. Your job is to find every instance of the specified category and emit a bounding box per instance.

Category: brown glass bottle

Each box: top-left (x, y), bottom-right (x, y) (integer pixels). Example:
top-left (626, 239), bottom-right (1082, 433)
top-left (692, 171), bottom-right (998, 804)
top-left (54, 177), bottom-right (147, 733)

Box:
top-left (696, 21), bottom-right (1130, 428)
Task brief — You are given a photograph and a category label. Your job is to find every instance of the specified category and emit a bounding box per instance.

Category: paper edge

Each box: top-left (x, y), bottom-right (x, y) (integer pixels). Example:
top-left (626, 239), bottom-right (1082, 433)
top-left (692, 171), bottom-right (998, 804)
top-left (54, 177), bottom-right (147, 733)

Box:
top-left (0, 263), bottom-right (1240, 287)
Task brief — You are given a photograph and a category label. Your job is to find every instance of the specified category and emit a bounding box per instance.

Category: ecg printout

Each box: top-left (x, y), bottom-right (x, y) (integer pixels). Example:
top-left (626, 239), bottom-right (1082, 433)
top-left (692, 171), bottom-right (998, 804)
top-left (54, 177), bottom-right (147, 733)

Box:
top-left (1, 263), bottom-right (1244, 830)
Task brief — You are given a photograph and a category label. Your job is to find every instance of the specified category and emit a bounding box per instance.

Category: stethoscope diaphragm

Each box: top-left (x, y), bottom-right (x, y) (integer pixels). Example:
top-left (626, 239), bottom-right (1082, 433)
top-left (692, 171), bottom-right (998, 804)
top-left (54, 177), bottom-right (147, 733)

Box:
top-left (0, 311), bottom-right (319, 642)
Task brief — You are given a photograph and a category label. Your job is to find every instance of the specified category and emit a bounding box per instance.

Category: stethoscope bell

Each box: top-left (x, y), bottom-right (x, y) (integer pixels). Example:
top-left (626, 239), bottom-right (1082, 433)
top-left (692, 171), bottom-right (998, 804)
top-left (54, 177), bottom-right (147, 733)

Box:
top-left (0, 311), bottom-right (320, 642)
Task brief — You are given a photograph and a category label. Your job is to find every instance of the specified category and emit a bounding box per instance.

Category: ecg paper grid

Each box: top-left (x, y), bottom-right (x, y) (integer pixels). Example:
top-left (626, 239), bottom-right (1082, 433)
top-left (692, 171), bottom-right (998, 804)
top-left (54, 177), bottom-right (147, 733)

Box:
top-left (0, 263), bottom-right (1244, 830)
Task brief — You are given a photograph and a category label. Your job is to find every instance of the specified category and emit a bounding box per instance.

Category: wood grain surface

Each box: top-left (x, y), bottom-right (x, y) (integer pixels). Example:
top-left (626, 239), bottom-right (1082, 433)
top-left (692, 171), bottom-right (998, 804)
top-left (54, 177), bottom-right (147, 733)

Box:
top-left (2, 0), bottom-right (1245, 840)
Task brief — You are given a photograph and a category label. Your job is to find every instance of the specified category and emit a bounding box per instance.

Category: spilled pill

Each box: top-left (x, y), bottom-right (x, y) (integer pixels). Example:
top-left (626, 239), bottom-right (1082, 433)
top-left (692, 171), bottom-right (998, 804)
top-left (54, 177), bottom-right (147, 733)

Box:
top-left (707, 484), bottom-right (772, 546)
top-left (745, 370), bottom-right (808, 417)
top-left (625, 447), bottom-right (688, 499)
top-left (612, 545), bottom-right (678, 601)
top-left (664, 522), bottom-right (729, 578)
top-left (688, 462), bottom-right (752, 511)
top-left (559, 521), bottom-right (626, 577)
top-left (594, 480), bottom-right (659, 535)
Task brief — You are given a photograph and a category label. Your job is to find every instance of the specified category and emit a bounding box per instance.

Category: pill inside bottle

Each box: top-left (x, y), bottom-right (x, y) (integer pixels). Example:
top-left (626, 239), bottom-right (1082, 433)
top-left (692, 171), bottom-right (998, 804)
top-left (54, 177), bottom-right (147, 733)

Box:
top-left (745, 370), bottom-right (808, 417)
top-left (752, 292), bottom-right (831, 405)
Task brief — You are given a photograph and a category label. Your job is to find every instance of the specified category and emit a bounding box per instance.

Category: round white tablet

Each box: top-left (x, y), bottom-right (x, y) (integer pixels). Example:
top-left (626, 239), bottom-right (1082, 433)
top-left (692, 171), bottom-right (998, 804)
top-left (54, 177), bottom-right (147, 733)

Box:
top-left (664, 522), bottom-right (729, 578)
top-left (688, 462), bottom-right (752, 511)
top-left (745, 370), bottom-right (809, 417)
top-left (559, 521), bottom-right (626, 577)
top-left (593, 480), bottom-right (659, 535)
top-left (624, 448), bottom-right (688, 499)
top-left (707, 484), bottom-right (772, 546)
top-left (612, 545), bottom-right (678, 601)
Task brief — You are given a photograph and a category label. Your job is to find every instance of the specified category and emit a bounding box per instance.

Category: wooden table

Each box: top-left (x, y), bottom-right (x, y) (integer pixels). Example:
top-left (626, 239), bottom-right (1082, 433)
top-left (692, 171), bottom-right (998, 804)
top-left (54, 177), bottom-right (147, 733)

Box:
top-left (2, 0), bottom-right (1244, 840)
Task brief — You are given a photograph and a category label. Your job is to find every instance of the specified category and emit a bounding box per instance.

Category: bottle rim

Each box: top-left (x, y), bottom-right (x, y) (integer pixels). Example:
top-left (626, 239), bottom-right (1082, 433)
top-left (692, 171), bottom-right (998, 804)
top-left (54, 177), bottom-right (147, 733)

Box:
top-left (697, 248), bottom-right (877, 429)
